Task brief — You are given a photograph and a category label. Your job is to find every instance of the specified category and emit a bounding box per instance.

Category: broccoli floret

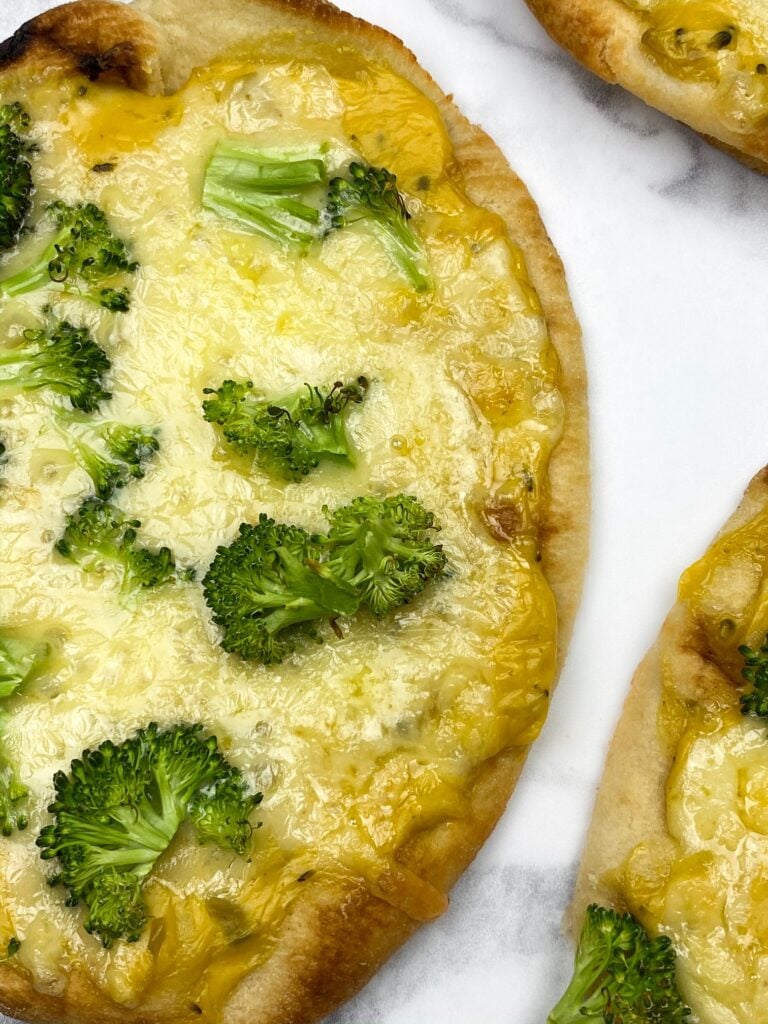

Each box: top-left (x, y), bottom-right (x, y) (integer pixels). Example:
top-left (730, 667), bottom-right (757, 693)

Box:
top-left (0, 103), bottom-right (33, 254)
top-left (548, 905), bottom-right (691, 1024)
top-left (0, 630), bottom-right (50, 834)
top-left (202, 377), bottom-right (368, 479)
top-left (56, 414), bottom-right (159, 499)
top-left (203, 497), bottom-right (446, 663)
top-left (37, 722), bottom-right (260, 947)
top-left (202, 514), bottom-right (360, 665)
top-left (321, 495), bottom-right (446, 616)
top-left (739, 634), bottom-right (768, 717)
top-left (325, 162), bottom-right (430, 292)
top-left (55, 497), bottom-right (183, 595)
top-left (0, 316), bottom-right (111, 412)
top-left (202, 141), bottom-right (326, 248)
top-left (0, 201), bottom-right (137, 310)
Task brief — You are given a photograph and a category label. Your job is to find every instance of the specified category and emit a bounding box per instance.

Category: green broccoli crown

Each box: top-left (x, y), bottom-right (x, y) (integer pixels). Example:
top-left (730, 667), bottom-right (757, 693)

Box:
top-left (325, 162), bottom-right (430, 292)
top-left (60, 418), bottom-right (159, 500)
top-left (202, 514), bottom-right (360, 665)
top-left (55, 497), bottom-right (181, 595)
top-left (548, 905), bottom-right (691, 1024)
top-left (202, 141), bottom-right (326, 248)
top-left (203, 496), bottom-right (446, 664)
top-left (0, 201), bottom-right (137, 310)
top-left (0, 103), bottom-right (33, 254)
top-left (739, 634), bottom-right (768, 717)
top-left (202, 376), bottom-right (368, 479)
top-left (321, 494), bottom-right (446, 616)
top-left (0, 316), bottom-right (111, 412)
top-left (36, 722), bottom-right (261, 947)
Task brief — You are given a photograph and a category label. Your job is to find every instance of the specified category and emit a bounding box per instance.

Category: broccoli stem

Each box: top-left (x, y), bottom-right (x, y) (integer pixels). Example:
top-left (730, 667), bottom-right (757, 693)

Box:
top-left (202, 142), bottom-right (326, 247)
top-left (38, 724), bottom-right (260, 947)
top-left (209, 143), bottom-right (326, 191)
top-left (203, 185), bottom-right (320, 246)
top-left (0, 261), bottom-right (50, 298)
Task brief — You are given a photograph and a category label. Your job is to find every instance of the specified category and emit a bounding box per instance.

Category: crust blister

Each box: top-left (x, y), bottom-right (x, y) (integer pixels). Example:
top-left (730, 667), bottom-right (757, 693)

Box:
top-left (0, 2), bottom-right (588, 1022)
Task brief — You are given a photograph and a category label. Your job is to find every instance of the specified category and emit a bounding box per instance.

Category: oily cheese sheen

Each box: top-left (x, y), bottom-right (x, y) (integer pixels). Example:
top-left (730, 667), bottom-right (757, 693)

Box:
top-left (526, 0), bottom-right (768, 172)
top-left (572, 468), bottom-right (768, 1024)
top-left (0, 2), bottom-right (588, 1023)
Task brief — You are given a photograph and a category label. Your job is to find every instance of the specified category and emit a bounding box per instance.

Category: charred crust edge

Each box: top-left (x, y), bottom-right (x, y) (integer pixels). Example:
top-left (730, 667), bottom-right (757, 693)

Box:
top-left (0, 5), bottom-right (152, 89)
top-left (0, 26), bottom-right (34, 71)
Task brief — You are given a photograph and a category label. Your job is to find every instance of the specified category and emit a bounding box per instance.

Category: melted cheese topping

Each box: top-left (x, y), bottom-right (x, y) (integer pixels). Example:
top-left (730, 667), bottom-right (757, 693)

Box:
top-left (0, 51), bottom-right (562, 1014)
top-left (618, 506), bottom-right (768, 1022)
top-left (621, 0), bottom-right (768, 133)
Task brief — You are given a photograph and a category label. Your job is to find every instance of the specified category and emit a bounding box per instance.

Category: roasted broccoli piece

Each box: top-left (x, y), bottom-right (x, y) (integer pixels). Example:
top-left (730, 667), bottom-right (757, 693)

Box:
top-left (203, 496), bottom-right (446, 663)
top-left (321, 495), bottom-right (446, 616)
top-left (739, 633), bottom-right (768, 717)
top-left (0, 316), bottom-right (110, 412)
top-left (202, 141), bottom-right (326, 247)
top-left (0, 201), bottom-right (137, 310)
top-left (325, 162), bottom-right (430, 292)
top-left (0, 103), bottom-right (33, 254)
top-left (56, 414), bottom-right (159, 499)
top-left (37, 722), bottom-right (261, 947)
top-left (547, 905), bottom-right (691, 1024)
top-left (202, 377), bottom-right (368, 479)
top-left (0, 630), bottom-right (50, 835)
top-left (56, 497), bottom-right (182, 595)
top-left (202, 514), bottom-right (360, 664)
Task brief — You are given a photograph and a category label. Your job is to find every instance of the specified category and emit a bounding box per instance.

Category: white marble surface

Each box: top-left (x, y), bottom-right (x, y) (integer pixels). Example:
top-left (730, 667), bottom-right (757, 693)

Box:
top-left (3, 1), bottom-right (768, 1022)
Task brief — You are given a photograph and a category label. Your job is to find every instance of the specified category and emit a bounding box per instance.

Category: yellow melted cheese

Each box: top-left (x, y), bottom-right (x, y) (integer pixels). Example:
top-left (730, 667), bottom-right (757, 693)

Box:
top-left (0, 51), bottom-right (562, 1015)
top-left (619, 507), bottom-right (768, 1022)
top-left (621, 0), bottom-right (768, 133)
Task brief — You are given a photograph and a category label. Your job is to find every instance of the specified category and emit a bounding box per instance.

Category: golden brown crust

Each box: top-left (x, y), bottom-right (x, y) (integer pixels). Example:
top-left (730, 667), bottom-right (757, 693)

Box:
top-left (0, 2), bottom-right (589, 1022)
top-left (526, 0), bottom-right (768, 173)
top-left (573, 466), bottom-right (768, 930)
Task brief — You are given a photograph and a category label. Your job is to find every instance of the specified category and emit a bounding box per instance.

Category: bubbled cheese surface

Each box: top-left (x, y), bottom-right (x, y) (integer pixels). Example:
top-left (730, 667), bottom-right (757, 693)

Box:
top-left (0, 51), bottom-right (562, 1012)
